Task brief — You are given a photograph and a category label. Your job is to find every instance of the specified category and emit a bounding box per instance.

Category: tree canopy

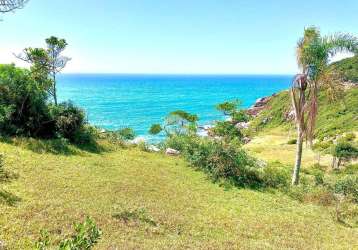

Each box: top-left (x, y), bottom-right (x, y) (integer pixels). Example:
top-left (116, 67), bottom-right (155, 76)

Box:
top-left (0, 0), bottom-right (27, 13)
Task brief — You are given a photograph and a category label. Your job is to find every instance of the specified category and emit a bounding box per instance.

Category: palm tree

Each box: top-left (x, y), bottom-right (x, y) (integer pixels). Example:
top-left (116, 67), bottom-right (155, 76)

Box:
top-left (291, 27), bottom-right (358, 185)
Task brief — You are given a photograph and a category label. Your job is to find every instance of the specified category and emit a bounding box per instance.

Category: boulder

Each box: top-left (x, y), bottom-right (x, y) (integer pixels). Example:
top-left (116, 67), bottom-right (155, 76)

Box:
top-left (253, 96), bottom-right (271, 108)
top-left (242, 137), bottom-right (251, 144)
top-left (148, 145), bottom-right (160, 152)
top-left (165, 148), bottom-right (180, 156)
top-left (235, 122), bottom-right (250, 130)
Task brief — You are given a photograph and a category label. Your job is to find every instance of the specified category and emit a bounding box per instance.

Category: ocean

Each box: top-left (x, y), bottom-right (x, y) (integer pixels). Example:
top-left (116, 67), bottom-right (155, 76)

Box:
top-left (57, 74), bottom-right (292, 140)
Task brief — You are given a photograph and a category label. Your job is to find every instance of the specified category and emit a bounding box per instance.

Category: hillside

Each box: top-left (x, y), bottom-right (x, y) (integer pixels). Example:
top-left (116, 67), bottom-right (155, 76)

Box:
top-left (249, 87), bottom-right (358, 139)
top-left (0, 139), bottom-right (357, 249)
top-left (331, 55), bottom-right (358, 83)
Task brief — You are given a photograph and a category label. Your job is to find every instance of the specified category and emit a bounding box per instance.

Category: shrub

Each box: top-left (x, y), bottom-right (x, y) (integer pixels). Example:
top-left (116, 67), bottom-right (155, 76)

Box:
top-left (211, 121), bottom-right (243, 141)
top-left (178, 137), bottom-right (261, 187)
top-left (332, 141), bottom-right (358, 168)
top-left (49, 102), bottom-right (86, 142)
top-left (116, 127), bottom-right (136, 140)
top-left (35, 217), bottom-right (102, 250)
top-left (312, 170), bottom-right (325, 186)
top-left (149, 124), bottom-right (162, 135)
top-left (287, 139), bottom-right (297, 145)
top-left (231, 110), bottom-right (249, 123)
top-left (73, 125), bottom-right (98, 145)
top-left (0, 64), bottom-right (52, 137)
top-left (163, 134), bottom-right (196, 152)
top-left (150, 110), bottom-right (198, 137)
top-left (261, 162), bottom-right (290, 188)
top-left (334, 176), bottom-right (358, 203)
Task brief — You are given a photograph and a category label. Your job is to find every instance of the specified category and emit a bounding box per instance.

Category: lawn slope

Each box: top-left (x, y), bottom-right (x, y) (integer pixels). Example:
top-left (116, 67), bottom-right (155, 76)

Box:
top-left (0, 140), bottom-right (357, 249)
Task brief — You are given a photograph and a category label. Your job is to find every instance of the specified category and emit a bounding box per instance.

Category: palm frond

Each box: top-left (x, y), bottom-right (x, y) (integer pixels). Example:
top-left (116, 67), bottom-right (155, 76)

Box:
top-left (326, 33), bottom-right (358, 57)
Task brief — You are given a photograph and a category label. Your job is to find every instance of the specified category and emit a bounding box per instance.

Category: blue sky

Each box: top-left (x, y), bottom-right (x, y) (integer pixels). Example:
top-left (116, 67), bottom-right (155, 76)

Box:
top-left (0, 0), bottom-right (357, 74)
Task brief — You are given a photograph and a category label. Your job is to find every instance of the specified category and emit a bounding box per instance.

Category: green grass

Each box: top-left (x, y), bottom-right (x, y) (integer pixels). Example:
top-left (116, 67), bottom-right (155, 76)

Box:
top-left (0, 139), bottom-right (357, 249)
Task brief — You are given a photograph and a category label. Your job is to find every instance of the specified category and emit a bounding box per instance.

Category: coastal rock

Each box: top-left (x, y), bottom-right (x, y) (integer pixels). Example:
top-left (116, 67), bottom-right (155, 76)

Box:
top-left (148, 145), bottom-right (160, 152)
top-left (246, 106), bottom-right (266, 116)
top-left (246, 94), bottom-right (274, 117)
top-left (253, 96), bottom-right (272, 108)
top-left (129, 137), bottom-right (146, 145)
top-left (262, 117), bottom-right (271, 124)
top-left (165, 148), bottom-right (180, 156)
top-left (235, 121), bottom-right (250, 130)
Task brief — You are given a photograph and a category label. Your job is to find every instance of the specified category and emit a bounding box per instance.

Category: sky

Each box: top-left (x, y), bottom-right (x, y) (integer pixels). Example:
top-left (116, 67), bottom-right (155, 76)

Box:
top-left (0, 0), bottom-right (357, 74)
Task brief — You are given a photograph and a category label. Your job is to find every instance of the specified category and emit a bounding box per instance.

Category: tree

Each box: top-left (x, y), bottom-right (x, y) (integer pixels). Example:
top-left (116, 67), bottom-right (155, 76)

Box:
top-left (149, 110), bottom-right (198, 137)
top-left (17, 36), bottom-right (71, 105)
top-left (216, 99), bottom-right (248, 123)
top-left (0, 64), bottom-right (51, 137)
top-left (0, 0), bottom-right (27, 13)
top-left (216, 100), bottom-right (241, 116)
top-left (45, 36), bottom-right (71, 105)
top-left (332, 141), bottom-right (358, 169)
top-left (291, 27), bottom-right (358, 185)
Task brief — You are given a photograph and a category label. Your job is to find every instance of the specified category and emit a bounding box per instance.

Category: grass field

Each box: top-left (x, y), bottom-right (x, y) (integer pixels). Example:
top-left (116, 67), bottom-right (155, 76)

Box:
top-left (244, 128), bottom-right (333, 168)
top-left (0, 138), bottom-right (357, 249)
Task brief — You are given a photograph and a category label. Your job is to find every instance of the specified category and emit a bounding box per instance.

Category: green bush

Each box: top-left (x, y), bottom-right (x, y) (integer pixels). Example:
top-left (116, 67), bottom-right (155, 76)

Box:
top-left (35, 217), bottom-right (102, 250)
top-left (287, 139), bottom-right (297, 145)
top-left (73, 125), bottom-right (98, 145)
top-left (313, 170), bottom-right (325, 186)
top-left (334, 176), bottom-right (358, 203)
top-left (163, 134), bottom-right (195, 152)
top-left (0, 64), bottom-right (97, 146)
top-left (332, 141), bottom-right (358, 168)
top-left (149, 124), bottom-right (162, 135)
top-left (231, 110), bottom-right (249, 123)
top-left (49, 102), bottom-right (86, 142)
top-left (0, 64), bottom-right (53, 137)
top-left (176, 137), bottom-right (261, 187)
top-left (116, 127), bottom-right (136, 140)
top-left (261, 162), bottom-right (290, 188)
top-left (211, 121), bottom-right (243, 141)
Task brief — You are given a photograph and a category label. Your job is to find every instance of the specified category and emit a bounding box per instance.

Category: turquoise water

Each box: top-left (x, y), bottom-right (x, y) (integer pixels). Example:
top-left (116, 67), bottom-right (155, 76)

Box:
top-left (58, 74), bottom-right (292, 140)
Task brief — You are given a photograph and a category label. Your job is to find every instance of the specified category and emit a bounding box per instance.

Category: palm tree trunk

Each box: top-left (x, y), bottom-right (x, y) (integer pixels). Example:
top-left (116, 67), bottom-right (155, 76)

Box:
top-left (292, 125), bottom-right (304, 185)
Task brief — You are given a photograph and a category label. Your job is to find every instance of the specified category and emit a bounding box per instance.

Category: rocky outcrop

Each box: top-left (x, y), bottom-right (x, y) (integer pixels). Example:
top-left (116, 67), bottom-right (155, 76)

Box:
top-left (165, 148), bottom-right (180, 156)
top-left (246, 94), bottom-right (276, 117)
top-left (235, 121), bottom-right (250, 130)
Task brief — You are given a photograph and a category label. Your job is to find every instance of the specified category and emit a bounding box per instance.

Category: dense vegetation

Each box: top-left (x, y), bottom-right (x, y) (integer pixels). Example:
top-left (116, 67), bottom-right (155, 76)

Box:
top-left (331, 55), bottom-right (358, 82)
